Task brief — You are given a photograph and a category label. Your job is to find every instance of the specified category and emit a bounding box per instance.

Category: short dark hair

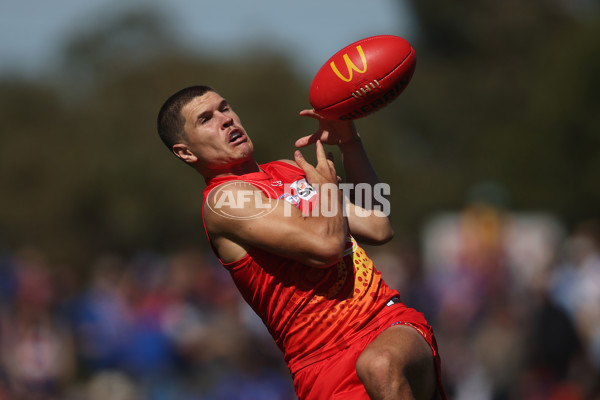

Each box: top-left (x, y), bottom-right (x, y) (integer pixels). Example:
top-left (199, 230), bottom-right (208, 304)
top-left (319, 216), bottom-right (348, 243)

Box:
top-left (157, 85), bottom-right (215, 150)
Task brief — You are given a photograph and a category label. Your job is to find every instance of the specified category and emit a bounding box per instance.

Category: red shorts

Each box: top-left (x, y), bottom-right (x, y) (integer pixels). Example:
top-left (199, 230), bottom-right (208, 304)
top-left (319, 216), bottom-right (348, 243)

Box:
top-left (291, 299), bottom-right (446, 400)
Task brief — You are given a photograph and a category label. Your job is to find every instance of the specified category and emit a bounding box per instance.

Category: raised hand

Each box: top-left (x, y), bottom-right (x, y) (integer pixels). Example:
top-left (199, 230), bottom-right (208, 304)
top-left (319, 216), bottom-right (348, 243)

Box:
top-left (295, 109), bottom-right (359, 149)
top-left (294, 140), bottom-right (338, 188)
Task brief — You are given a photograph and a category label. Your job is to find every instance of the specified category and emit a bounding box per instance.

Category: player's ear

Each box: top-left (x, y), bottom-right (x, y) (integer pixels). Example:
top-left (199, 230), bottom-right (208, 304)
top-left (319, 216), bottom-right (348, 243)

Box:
top-left (172, 144), bottom-right (198, 164)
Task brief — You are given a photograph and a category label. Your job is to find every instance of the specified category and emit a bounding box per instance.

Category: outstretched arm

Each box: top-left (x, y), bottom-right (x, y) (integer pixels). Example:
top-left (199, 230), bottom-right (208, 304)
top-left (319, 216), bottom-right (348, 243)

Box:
top-left (296, 110), bottom-right (393, 245)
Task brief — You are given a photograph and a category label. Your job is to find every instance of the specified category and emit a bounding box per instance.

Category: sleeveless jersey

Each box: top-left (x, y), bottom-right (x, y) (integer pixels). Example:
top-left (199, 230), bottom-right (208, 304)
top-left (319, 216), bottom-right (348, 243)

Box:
top-left (201, 161), bottom-right (400, 374)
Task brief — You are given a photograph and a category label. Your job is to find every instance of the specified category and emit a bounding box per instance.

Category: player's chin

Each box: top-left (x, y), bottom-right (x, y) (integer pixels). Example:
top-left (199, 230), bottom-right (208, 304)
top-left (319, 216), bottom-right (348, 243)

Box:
top-left (235, 141), bottom-right (254, 158)
top-left (241, 139), bottom-right (253, 153)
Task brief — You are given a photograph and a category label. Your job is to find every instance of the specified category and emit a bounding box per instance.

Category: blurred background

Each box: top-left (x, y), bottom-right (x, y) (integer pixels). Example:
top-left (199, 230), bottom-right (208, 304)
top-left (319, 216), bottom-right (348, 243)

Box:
top-left (1, 0), bottom-right (599, 399)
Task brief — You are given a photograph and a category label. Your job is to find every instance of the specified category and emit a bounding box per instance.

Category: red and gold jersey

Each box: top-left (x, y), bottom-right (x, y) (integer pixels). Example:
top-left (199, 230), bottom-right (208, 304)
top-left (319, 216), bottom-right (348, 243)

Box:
top-left (202, 161), bottom-right (400, 374)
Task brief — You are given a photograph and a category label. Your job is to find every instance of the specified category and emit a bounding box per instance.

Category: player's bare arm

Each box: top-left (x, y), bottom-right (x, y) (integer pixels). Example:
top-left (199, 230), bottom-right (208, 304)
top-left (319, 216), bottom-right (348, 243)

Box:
top-left (204, 141), bottom-right (348, 268)
top-left (296, 109), bottom-right (393, 245)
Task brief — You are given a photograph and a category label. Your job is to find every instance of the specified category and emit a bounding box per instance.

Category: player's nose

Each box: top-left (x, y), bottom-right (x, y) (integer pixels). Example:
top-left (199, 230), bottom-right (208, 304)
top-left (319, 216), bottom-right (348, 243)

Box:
top-left (218, 111), bottom-right (234, 127)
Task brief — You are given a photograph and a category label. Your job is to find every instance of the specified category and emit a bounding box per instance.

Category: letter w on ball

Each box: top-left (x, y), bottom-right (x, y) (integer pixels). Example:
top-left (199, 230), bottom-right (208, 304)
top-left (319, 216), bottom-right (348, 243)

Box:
top-left (330, 45), bottom-right (368, 82)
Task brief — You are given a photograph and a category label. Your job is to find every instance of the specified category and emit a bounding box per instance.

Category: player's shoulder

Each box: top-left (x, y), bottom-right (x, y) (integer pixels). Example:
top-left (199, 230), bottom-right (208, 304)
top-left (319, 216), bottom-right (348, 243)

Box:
top-left (205, 180), bottom-right (261, 208)
top-left (204, 180), bottom-right (276, 225)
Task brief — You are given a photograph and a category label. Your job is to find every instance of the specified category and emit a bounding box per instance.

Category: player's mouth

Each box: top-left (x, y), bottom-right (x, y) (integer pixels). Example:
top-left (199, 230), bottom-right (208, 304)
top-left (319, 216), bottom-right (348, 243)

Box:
top-left (228, 129), bottom-right (247, 145)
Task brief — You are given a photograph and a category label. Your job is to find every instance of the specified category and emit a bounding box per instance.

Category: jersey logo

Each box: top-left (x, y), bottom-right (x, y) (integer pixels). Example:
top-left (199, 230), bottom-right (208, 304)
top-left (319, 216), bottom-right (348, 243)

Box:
top-left (291, 179), bottom-right (317, 200)
top-left (281, 179), bottom-right (318, 214)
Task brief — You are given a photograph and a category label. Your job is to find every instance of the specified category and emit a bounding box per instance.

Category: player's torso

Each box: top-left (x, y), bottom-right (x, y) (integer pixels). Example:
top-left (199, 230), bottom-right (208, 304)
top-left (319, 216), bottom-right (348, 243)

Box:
top-left (203, 161), bottom-right (399, 371)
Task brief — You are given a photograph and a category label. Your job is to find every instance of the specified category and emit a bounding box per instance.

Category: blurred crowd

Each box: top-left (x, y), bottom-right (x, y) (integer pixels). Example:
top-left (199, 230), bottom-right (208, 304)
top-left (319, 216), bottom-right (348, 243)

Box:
top-left (418, 206), bottom-right (600, 400)
top-left (0, 248), bottom-right (294, 400)
top-left (0, 207), bottom-right (599, 400)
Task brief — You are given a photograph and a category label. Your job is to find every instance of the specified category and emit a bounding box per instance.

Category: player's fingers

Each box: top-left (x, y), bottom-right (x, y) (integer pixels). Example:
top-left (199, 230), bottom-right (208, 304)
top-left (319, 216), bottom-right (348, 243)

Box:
top-left (315, 140), bottom-right (327, 164)
top-left (295, 134), bottom-right (319, 148)
top-left (299, 109), bottom-right (322, 120)
top-left (294, 150), bottom-right (311, 171)
top-left (317, 143), bottom-right (338, 181)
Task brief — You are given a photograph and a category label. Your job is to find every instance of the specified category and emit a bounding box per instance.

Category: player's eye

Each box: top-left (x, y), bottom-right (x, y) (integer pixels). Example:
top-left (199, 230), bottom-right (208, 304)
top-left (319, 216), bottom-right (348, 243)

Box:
top-left (198, 113), bottom-right (212, 125)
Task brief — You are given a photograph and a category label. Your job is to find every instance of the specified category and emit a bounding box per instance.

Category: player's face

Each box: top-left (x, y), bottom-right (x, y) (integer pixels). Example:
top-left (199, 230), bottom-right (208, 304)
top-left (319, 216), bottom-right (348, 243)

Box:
top-left (180, 91), bottom-right (253, 171)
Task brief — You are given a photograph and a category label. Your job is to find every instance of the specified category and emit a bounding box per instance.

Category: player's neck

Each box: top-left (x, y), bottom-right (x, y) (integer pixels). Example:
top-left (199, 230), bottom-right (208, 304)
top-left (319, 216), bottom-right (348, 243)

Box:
top-left (203, 159), bottom-right (261, 180)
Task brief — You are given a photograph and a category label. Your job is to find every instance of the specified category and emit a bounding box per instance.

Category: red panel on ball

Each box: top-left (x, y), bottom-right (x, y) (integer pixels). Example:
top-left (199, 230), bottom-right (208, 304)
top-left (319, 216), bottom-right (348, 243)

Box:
top-left (309, 35), bottom-right (416, 120)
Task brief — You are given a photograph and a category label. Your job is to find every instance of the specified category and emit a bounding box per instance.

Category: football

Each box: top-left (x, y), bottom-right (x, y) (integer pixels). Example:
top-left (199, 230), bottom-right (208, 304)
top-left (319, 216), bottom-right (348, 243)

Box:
top-left (309, 35), bottom-right (416, 120)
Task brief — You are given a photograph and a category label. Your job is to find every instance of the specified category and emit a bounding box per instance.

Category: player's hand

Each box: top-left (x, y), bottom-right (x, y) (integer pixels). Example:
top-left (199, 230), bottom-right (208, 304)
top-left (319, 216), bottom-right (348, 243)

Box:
top-left (294, 140), bottom-right (338, 187)
top-left (295, 109), bottom-right (359, 148)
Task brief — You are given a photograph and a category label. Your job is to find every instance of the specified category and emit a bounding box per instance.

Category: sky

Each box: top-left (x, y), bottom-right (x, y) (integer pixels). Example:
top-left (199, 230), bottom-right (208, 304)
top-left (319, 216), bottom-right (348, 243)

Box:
top-left (0, 0), bottom-right (418, 78)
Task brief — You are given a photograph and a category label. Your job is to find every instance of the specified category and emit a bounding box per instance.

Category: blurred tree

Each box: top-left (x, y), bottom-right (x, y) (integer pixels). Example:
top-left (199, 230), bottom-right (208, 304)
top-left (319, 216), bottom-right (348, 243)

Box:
top-left (0, 80), bottom-right (75, 250)
top-left (1, 2), bottom-right (598, 266)
top-left (0, 6), bottom-right (310, 265)
top-left (387, 0), bottom-right (600, 235)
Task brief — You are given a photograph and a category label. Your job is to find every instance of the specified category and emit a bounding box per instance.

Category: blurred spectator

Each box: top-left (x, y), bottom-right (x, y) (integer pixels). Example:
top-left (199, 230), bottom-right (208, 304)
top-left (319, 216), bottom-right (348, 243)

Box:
top-left (550, 220), bottom-right (600, 371)
top-left (549, 219), bottom-right (600, 398)
top-left (85, 370), bottom-right (141, 400)
top-left (70, 254), bottom-right (132, 372)
top-left (0, 247), bottom-right (75, 400)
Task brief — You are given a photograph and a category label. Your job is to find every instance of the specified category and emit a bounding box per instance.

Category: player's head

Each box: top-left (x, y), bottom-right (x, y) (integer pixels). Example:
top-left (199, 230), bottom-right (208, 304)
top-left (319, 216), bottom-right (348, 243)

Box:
top-left (157, 86), bottom-right (253, 176)
top-left (157, 85), bottom-right (214, 150)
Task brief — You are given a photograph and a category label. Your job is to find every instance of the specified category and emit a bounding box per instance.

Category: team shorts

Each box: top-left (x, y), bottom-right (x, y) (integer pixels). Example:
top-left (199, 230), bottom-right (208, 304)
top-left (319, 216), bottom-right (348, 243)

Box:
top-left (292, 298), bottom-right (446, 400)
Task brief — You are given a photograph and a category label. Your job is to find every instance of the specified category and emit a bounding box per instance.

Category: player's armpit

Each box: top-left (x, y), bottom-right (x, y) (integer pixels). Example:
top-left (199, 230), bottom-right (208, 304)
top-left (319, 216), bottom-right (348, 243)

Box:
top-left (204, 181), bottom-right (346, 268)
